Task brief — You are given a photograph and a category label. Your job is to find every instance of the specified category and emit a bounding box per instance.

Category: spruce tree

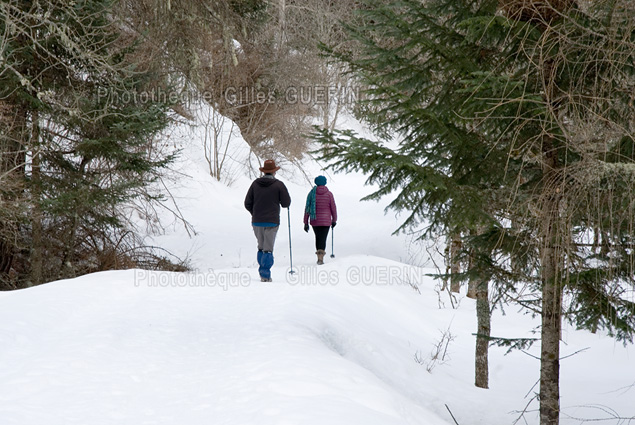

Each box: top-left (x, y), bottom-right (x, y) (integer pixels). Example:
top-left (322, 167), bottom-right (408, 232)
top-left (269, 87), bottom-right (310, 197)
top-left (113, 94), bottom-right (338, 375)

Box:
top-left (0, 0), bottom-right (174, 285)
top-left (314, 0), bottom-right (635, 423)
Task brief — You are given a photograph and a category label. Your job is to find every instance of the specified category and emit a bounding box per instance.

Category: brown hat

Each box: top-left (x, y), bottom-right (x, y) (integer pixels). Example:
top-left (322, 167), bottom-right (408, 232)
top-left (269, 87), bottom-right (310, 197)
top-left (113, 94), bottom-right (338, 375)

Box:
top-left (259, 159), bottom-right (280, 173)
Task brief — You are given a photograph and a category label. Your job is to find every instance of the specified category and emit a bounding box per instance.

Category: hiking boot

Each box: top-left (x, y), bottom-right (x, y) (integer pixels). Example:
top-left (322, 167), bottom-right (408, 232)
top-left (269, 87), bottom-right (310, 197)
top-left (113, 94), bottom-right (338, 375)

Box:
top-left (260, 277), bottom-right (272, 282)
top-left (316, 249), bottom-right (326, 265)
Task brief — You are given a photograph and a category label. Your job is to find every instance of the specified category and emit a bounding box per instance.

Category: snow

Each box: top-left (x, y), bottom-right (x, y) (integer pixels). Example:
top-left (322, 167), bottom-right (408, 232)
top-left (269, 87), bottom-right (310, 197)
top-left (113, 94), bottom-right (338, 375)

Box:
top-left (150, 109), bottom-right (425, 271)
top-left (0, 111), bottom-right (633, 425)
top-left (1, 260), bottom-right (633, 425)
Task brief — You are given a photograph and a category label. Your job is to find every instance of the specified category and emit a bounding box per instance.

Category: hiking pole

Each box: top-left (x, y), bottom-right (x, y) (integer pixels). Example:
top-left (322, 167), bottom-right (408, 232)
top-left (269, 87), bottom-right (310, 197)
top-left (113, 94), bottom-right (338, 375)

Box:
top-left (330, 227), bottom-right (335, 258)
top-left (287, 208), bottom-right (296, 274)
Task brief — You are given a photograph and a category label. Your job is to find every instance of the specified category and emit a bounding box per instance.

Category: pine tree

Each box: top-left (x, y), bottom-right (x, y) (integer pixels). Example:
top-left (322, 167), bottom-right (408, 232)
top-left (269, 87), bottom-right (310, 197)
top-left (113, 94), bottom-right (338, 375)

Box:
top-left (0, 0), bottom-right (174, 285)
top-left (314, 0), bottom-right (635, 422)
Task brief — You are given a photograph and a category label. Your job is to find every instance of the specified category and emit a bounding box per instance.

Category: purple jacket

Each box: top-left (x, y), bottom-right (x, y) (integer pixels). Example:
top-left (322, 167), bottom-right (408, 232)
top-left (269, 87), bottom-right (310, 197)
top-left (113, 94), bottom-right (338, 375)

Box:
top-left (304, 186), bottom-right (337, 226)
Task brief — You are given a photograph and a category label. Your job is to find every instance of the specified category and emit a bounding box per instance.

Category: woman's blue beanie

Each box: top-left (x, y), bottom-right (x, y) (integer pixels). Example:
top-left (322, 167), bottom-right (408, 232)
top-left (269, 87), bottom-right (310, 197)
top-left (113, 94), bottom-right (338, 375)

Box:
top-left (314, 175), bottom-right (327, 186)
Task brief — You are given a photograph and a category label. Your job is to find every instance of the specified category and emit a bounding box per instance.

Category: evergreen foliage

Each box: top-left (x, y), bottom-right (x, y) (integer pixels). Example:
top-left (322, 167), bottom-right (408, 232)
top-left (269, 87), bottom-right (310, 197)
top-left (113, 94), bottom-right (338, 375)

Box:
top-left (314, 0), bottom-right (635, 422)
top-left (316, 0), bottom-right (635, 338)
top-left (0, 0), bottom-right (176, 285)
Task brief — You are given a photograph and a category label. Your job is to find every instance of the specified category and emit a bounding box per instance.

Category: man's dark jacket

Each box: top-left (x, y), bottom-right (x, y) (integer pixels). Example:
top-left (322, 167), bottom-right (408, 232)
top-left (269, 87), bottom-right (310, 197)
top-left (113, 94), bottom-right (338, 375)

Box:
top-left (244, 176), bottom-right (291, 224)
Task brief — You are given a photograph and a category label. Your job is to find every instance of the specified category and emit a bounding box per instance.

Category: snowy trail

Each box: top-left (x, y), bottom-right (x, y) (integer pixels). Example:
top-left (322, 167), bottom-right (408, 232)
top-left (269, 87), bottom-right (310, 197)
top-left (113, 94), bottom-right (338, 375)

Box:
top-left (1, 257), bottom-right (633, 425)
top-left (0, 260), bottom-right (450, 425)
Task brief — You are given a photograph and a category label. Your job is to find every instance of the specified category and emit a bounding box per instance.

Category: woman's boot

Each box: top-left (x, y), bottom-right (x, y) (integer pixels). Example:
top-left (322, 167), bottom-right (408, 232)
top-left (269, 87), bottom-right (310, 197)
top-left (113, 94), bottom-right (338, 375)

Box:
top-left (316, 249), bottom-right (326, 265)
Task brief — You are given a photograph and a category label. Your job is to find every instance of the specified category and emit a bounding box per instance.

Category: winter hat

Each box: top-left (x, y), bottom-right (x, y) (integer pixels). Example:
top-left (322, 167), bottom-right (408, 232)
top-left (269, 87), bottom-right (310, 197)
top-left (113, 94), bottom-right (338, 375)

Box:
top-left (314, 175), bottom-right (327, 186)
top-left (260, 159), bottom-right (280, 173)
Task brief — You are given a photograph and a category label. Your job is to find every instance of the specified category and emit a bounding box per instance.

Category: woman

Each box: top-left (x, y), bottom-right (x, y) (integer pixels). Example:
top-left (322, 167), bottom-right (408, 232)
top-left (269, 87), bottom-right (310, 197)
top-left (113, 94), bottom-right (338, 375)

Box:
top-left (303, 175), bottom-right (337, 265)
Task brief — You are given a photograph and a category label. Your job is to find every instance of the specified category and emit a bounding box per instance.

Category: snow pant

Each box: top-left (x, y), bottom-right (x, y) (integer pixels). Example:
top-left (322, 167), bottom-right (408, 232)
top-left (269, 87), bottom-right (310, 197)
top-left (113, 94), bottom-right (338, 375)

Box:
top-left (252, 225), bottom-right (279, 279)
top-left (312, 226), bottom-right (330, 251)
top-left (256, 250), bottom-right (274, 280)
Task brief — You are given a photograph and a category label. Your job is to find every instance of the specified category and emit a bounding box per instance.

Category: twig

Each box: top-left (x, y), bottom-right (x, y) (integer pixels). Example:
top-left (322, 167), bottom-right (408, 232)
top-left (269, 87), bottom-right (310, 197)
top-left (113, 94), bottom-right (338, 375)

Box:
top-left (561, 404), bottom-right (635, 424)
top-left (524, 379), bottom-right (540, 400)
top-left (560, 347), bottom-right (590, 361)
top-left (510, 380), bottom-right (540, 425)
top-left (520, 349), bottom-right (541, 361)
top-left (445, 404), bottom-right (460, 425)
top-left (511, 395), bottom-right (539, 425)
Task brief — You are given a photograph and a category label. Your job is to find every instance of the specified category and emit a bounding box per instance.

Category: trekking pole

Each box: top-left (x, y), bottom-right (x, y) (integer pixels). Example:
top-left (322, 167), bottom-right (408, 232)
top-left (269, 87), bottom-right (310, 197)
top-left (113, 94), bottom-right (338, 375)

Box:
top-left (330, 227), bottom-right (335, 258)
top-left (287, 208), bottom-right (296, 274)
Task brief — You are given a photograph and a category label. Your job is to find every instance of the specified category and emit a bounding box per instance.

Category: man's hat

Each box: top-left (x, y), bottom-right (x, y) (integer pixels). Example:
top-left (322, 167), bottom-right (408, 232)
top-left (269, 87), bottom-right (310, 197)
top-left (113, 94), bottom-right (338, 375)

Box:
top-left (259, 159), bottom-right (280, 173)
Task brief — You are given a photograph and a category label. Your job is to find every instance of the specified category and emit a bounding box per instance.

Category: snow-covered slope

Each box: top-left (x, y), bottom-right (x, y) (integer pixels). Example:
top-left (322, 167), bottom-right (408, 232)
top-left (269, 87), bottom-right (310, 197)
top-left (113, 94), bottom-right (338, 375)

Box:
top-left (149, 111), bottom-right (426, 271)
top-left (0, 258), bottom-right (633, 425)
top-left (1, 112), bottom-right (633, 425)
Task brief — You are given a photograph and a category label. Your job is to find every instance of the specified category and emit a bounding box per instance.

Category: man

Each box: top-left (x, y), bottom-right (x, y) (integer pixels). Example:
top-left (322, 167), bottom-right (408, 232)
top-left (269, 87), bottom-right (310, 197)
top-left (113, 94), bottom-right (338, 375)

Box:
top-left (244, 159), bottom-right (291, 282)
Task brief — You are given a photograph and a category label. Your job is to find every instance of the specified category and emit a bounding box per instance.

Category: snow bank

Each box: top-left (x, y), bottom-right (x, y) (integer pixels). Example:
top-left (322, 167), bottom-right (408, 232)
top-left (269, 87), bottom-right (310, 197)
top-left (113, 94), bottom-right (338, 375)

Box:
top-left (1, 256), bottom-right (633, 425)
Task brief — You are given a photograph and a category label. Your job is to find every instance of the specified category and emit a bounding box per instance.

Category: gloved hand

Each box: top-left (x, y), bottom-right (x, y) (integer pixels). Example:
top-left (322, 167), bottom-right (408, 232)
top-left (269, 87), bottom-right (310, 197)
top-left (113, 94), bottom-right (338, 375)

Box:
top-left (304, 223), bottom-right (309, 233)
top-left (331, 222), bottom-right (337, 228)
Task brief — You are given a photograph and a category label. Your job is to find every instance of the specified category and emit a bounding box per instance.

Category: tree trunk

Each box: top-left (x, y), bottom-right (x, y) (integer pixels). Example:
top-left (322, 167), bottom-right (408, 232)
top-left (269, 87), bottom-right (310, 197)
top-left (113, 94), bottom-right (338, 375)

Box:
top-left (510, 217), bottom-right (522, 277)
top-left (475, 276), bottom-right (490, 388)
top-left (539, 136), bottom-right (562, 425)
top-left (467, 276), bottom-right (477, 299)
top-left (0, 105), bottom-right (27, 283)
top-left (278, 0), bottom-right (286, 51)
top-left (540, 235), bottom-right (562, 425)
top-left (30, 110), bottom-right (43, 286)
top-left (450, 232), bottom-right (462, 293)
